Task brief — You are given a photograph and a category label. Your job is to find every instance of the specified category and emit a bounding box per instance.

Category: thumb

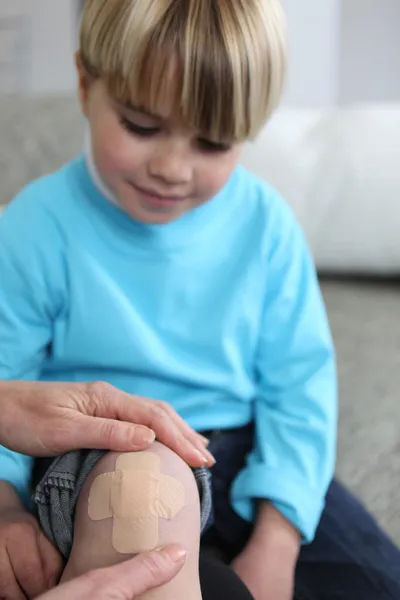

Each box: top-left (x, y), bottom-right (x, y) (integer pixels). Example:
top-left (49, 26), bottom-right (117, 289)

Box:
top-left (106, 545), bottom-right (187, 597)
top-left (67, 416), bottom-right (156, 452)
top-left (38, 546), bottom-right (187, 600)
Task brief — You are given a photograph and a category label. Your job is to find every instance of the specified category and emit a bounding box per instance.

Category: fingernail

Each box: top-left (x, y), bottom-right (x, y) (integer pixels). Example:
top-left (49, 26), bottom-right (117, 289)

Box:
top-left (199, 435), bottom-right (210, 446)
top-left (196, 450), bottom-right (208, 463)
top-left (202, 447), bottom-right (216, 465)
top-left (193, 440), bottom-right (215, 464)
top-left (136, 426), bottom-right (156, 445)
top-left (205, 451), bottom-right (216, 466)
top-left (196, 449), bottom-right (216, 466)
top-left (166, 545), bottom-right (187, 563)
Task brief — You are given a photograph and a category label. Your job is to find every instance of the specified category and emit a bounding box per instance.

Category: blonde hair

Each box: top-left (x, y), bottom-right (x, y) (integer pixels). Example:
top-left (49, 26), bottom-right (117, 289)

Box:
top-left (80, 0), bottom-right (287, 142)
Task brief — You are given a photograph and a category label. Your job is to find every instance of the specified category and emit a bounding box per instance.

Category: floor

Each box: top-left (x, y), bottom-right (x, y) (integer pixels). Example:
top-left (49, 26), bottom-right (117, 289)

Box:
top-left (321, 278), bottom-right (400, 544)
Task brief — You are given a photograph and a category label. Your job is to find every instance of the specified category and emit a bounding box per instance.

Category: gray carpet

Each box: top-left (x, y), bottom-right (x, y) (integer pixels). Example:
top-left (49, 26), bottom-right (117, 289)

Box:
top-left (322, 278), bottom-right (400, 544)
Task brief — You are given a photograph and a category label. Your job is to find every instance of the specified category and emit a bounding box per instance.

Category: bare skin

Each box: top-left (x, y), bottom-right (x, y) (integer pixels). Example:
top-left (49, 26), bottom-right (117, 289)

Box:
top-left (38, 546), bottom-right (187, 600)
top-left (62, 442), bottom-right (202, 600)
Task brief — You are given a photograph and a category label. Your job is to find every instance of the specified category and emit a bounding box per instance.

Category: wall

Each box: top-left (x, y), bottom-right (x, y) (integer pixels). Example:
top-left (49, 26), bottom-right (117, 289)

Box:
top-left (339, 0), bottom-right (400, 105)
top-left (1, 0), bottom-right (400, 106)
top-left (0, 0), bottom-right (78, 94)
top-left (0, 0), bottom-right (31, 93)
top-left (281, 0), bottom-right (342, 108)
top-left (30, 0), bottom-right (78, 94)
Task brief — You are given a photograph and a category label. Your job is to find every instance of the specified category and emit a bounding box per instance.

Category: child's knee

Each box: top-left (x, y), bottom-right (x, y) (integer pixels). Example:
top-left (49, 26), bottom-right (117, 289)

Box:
top-left (63, 442), bottom-right (201, 580)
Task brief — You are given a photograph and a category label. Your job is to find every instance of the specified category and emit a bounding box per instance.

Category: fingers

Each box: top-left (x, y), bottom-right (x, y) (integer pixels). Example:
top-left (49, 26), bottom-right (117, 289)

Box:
top-left (82, 411), bottom-right (209, 467)
top-left (7, 525), bottom-right (49, 599)
top-left (85, 383), bottom-right (215, 466)
top-left (147, 404), bottom-right (215, 467)
top-left (150, 401), bottom-right (215, 464)
top-left (95, 544), bottom-right (187, 598)
top-left (37, 533), bottom-right (64, 588)
top-left (0, 549), bottom-right (26, 600)
top-left (69, 416), bottom-right (156, 453)
top-left (38, 545), bottom-right (186, 600)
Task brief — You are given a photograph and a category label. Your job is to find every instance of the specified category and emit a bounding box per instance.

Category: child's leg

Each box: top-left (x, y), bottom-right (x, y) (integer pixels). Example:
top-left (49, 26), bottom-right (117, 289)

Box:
top-left (204, 426), bottom-right (400, 598)
top-left (61, 442), bottom-right (202, 600)
top-left (296, 479), bottom-right (400, 600)
top-left (199, 555), bottom-right (254, 600)
top-left (201, 425), bottom-right (253, 561)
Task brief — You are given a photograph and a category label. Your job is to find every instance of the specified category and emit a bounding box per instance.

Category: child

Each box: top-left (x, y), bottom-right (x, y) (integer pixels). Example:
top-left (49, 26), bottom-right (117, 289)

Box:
top-left (2, 1), bottom-right (397, 599)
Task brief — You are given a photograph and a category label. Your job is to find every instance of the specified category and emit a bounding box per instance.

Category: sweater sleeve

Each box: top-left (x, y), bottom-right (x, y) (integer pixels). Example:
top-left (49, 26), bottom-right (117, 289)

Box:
top-left (231, 201), bottom-right (337, 543)
top-left (0, 186), bottom-right (65, 503)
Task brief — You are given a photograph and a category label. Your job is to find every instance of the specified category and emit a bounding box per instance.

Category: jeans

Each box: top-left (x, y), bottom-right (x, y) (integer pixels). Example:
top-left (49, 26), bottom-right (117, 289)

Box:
top-left (201, 424), bottom-right (400, 600)
top-left (32, 452), bottom-right (212, 560)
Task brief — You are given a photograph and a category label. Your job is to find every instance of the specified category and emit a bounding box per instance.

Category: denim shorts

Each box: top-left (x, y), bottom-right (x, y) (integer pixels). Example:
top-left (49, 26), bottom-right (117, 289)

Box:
top-left (32, 450), bottom-right (212, 560)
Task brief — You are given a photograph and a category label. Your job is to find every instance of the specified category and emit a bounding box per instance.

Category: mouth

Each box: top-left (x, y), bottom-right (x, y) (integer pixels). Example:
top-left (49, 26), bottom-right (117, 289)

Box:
top-left (128, 182), bottom-right (187, 209)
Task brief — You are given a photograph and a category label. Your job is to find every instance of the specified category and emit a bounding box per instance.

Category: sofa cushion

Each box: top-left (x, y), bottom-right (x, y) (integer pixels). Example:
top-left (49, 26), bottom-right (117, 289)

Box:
top-left (242, 104), bottom-right (400, 275)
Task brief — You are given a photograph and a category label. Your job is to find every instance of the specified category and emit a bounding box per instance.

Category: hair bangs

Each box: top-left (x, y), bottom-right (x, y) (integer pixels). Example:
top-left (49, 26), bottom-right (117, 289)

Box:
top-left (80, 0), bottom-right (287, 142)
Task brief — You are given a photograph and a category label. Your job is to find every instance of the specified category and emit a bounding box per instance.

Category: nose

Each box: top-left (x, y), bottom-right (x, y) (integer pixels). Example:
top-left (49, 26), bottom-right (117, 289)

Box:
top-left (148, 138), bottom-right (192, 186)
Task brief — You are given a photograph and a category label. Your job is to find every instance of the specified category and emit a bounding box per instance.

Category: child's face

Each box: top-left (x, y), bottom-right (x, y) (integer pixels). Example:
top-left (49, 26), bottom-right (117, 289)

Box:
top-left (77, 59), bottom-right (243, 225)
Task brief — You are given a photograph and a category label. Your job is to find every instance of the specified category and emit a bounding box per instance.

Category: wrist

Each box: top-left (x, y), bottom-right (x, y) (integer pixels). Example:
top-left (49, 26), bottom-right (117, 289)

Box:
top-left (0, 481), bottom-right (25, 512)
top-left (0, 380), bottom-right (18, 446)
top-left (249, 501), bottom-right (301, 560)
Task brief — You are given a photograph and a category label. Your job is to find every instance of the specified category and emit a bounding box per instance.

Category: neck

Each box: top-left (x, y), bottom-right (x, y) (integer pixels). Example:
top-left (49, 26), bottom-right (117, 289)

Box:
top-left (85, 135), bottom-right (120, 207)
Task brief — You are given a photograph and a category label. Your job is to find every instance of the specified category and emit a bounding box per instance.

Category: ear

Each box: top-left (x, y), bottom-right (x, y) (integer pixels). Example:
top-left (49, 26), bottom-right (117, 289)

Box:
top-left (75, 51), bottom-right (90, 117)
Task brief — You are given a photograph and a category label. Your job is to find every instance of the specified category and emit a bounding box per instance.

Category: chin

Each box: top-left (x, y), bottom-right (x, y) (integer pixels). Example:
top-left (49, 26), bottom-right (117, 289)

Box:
top-left (124, 205), bottom-right (185, 225)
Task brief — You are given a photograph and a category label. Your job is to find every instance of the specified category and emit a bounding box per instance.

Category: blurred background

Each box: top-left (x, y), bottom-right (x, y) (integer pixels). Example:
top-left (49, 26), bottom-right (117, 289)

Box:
top-left (1, 0), bottom-right (400, 544)
top-left (1, 0), bottom-right (399, 105)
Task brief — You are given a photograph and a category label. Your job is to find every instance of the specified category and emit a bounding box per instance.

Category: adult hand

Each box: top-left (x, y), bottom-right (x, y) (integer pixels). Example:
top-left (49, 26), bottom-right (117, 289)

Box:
top-left (0, 380), bottom-right (214, 467)
top-left (0, 484), bottom-right (63, 600)
top-left (38, 545), bottom-right (187, 600)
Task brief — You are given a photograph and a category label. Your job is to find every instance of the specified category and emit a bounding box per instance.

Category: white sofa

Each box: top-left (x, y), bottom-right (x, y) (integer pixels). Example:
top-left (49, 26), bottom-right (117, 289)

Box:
top-left (242, 104), bottom-right (400, 275)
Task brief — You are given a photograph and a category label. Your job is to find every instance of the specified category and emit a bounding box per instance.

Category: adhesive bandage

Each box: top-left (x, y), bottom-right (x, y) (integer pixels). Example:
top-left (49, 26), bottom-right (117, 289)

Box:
top-left (88, 452), bottom-right (186, 554)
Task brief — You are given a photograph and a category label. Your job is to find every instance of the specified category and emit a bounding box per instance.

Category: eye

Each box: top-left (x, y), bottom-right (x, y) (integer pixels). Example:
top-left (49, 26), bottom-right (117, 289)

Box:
top-left (119, 117), bottom-right (159, 137)
top-left (197, 138), bottom-right (232, 153)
